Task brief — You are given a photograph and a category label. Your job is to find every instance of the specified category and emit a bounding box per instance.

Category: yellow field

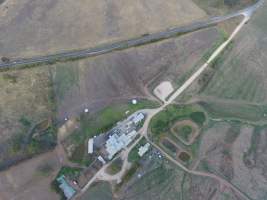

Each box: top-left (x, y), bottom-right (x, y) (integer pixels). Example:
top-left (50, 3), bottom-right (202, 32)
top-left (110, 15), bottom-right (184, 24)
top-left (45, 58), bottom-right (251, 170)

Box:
top-left (0, 0), bottom-right (206, 58)
top-left (0, 67), bottom-right (52, 141)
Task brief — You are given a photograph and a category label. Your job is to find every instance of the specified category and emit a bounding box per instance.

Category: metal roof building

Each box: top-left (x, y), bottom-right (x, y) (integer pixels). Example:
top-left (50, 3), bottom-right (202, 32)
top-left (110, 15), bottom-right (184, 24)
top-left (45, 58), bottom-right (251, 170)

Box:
top-left (105, 130), bottom-right (137, 160)
top-left (132, 113), bottom-right (145, 125)
top-left (56, 175), bottom-right (76, 200)
top-left (88, 138), bottom-right (94, 154)
top-left (138, 143), bottom-right (150, 157)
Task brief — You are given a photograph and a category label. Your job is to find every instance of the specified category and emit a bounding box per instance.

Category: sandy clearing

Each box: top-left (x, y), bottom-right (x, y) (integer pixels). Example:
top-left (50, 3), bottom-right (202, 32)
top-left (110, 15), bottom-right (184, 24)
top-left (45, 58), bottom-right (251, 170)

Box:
top-left (58, 118), bottom-right (79, 142)
top-left (153, 81), bottom-right (174, 102)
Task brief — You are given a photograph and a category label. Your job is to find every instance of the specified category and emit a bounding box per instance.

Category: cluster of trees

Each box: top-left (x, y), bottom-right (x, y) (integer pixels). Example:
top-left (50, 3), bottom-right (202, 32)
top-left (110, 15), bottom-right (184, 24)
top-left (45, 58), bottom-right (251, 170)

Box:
top-left (1, 57), bottom-right (10, 63)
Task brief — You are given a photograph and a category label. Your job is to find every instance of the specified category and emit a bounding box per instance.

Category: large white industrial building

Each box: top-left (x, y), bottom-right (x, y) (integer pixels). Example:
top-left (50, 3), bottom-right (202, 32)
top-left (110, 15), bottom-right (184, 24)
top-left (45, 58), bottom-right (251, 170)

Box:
top-left (105, 130), bottom-right (137, 160)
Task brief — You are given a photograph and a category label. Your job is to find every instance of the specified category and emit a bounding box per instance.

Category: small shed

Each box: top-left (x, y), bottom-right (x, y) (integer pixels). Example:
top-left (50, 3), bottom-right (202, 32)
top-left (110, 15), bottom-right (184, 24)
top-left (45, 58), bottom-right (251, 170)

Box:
top-left (88, 138), bottom-right (94, 154)
top-left (56, 175), bottom-right (76, 200)
top-left (138, 143), bottom-right (150, 157)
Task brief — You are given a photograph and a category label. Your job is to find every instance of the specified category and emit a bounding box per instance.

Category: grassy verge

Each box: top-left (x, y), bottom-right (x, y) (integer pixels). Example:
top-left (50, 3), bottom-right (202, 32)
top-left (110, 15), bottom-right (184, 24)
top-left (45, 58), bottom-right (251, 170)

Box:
top-left (53, 63), bottom-right (79, 100)
top-left (116, 162), bottom-right (140, 189)
top-left (106, 158), bottom-right (123, 175)
top-left (56, 166), bottom-right (82, 179)
top-left (176, 125), bottom-right (192, 142)
top-left (174, 27), bottom-right (227, 89)
top-left (79, 100), bottom-right (159, 139)
top-left (0, 121), bottom-right (57, 171)
top-left (79, 182), bottom-right (113, 200)
top-left (199, 101), bottom-right (267, 124)
top-left (128, 138), bottom-right (148, 163)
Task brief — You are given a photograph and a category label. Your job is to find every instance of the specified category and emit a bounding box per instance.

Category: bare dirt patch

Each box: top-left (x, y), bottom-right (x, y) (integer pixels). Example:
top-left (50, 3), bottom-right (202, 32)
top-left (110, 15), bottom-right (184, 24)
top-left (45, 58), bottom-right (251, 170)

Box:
top-left (171, 120), bottom-right (199, 145)
top-left (153, 81), bottom-right (174, 102)
top-left (0, 150), bottom-right (60, 200)
top-left (0, 0), bottom-right (206, 58)
top-left (178, 151), bottom-right (192, 163)
top-left (58, 118), bottom-right (79, 142)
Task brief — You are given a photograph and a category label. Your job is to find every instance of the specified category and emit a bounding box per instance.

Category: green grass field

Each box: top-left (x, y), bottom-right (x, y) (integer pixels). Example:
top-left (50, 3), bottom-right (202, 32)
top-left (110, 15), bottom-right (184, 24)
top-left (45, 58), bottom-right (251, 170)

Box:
top-left (128, 138), bottom-right (148, 163)
top-left (149, 104), bottom-right (205, 166)
top-left (202, 58), bottom-right (266, 103)
top-left (150, 104), bottom-right (206, 141)
top-left (174, 125), bottom-right (193, 142)
top-left (120, 162), bottom-right (185, 200)
top-left (106, 158), bottom-right (123, 175)
top-left (79, 182), bottom-right (113, 200)
top-left (53, 63), bottom-right (79, 100)
top-left (199, 101), bottom-right (267, 124)
top-left (79, 100), bottom-right (159, 139)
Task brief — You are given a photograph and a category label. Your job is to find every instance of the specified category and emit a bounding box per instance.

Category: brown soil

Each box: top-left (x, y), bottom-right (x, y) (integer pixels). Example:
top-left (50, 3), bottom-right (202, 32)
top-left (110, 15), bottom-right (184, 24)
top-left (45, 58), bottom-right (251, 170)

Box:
top-left (0, 0), bottom-right (206, 58)
top-left (51, 27), bottom-right (220, 121)
top-left (0, 150), bottom-right (61, 200)
top-left (178, 151), bottom-right (191, 162)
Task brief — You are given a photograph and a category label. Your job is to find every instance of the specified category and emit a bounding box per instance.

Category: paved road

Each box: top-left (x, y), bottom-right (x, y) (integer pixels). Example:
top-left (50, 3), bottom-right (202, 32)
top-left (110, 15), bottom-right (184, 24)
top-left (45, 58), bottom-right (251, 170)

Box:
top-left (0, 0), bottom-right (262, 70)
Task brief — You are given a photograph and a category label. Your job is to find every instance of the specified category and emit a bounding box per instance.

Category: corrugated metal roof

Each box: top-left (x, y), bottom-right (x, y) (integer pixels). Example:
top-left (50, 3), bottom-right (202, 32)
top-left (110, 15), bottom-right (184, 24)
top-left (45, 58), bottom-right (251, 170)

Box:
top-left (88, 138), bottom-right (94, 154)
top-left (138, 143), bottom-right (150, 157)
top-left (57, 175), bottom-right (76, 199)
top-left (105, 131), bottom-right (137, 160)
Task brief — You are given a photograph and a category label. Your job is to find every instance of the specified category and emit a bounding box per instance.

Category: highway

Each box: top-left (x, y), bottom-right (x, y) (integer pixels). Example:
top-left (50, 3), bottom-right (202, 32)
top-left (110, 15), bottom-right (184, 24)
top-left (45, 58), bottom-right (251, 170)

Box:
top-left (0, 0), bottom-right (263, 70)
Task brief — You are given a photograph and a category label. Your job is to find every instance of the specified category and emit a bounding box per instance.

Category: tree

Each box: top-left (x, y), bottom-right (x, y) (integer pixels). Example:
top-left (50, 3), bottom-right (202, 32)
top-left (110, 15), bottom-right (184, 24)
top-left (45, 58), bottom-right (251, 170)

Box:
top-left (1, 57), bottom-right (10, 63)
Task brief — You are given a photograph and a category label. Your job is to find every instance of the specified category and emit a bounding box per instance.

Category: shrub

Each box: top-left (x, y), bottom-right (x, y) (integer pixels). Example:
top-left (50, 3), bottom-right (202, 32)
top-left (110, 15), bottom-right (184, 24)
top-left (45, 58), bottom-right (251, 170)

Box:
top-left (190, 112), bottom-right (206, 125)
